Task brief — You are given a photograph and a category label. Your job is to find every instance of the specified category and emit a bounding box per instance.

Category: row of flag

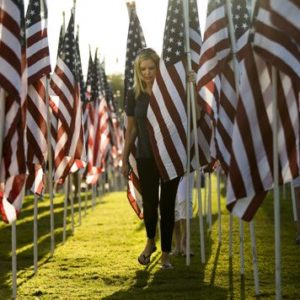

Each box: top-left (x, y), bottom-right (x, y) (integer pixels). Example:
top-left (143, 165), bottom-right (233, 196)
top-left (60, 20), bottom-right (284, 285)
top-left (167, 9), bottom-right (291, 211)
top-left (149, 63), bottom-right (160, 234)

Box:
top-left (125, 0), bottom-right (300, 222)
top-left (0, 0), bottom-right (124, 224)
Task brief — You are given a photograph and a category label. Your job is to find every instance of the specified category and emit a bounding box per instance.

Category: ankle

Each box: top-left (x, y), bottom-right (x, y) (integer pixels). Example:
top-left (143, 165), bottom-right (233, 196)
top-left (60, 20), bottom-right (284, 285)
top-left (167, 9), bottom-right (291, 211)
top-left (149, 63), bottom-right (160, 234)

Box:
top-left (161, 251), bottom-right (170, 264)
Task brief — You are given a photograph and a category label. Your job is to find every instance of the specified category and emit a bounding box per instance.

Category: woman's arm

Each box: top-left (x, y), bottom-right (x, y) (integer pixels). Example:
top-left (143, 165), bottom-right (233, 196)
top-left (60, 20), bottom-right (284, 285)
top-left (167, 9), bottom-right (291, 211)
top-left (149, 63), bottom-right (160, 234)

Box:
top-left (122, 116), bottom-right (138, 177)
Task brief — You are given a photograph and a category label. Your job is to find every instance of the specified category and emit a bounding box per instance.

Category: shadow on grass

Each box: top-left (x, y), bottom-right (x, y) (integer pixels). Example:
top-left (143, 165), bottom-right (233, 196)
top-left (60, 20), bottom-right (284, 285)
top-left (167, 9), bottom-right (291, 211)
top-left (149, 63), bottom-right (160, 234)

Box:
top-left (102, 214), bottom-right (228, 300)
top-left (0, 191), bottom-right (94, 298)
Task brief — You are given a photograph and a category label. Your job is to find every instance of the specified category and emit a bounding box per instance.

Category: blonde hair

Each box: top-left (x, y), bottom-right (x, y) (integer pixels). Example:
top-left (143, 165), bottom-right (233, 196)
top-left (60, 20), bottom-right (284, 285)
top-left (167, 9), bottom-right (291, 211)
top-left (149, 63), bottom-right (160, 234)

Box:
top-left (133, 48), bottom-right (159, 99)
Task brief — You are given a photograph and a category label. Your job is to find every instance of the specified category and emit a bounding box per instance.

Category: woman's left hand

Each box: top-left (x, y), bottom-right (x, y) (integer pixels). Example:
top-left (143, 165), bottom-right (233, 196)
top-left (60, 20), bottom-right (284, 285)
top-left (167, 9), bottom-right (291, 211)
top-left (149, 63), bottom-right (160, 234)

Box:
top-left (187, 70), bottom-right (196, 84)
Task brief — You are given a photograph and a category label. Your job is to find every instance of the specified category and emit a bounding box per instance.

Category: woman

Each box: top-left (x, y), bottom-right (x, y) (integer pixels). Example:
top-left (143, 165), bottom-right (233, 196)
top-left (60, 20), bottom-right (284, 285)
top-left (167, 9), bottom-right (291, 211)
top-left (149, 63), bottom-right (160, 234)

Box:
top-left (122, 48), bottom-right (180, 269)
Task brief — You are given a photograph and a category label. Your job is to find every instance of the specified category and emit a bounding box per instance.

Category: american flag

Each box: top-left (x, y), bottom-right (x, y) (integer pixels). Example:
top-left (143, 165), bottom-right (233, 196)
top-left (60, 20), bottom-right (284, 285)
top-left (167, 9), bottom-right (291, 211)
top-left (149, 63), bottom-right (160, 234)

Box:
top-left (196, 0), bottom-right (250, 174)
top-left (225, 1), bottom-right (300, 221)
top-left (83, 50), bottom-right (97, 184)
top-left (216, 0), bottom-right (250, 172)
top-left (0, 0), bottom-right (27, 223)
top-left (50, 8), bottom-right (85, 183)
top-left (123, 2), bottom-right (146, 218)
top-left (124, 2), bottom-right (146, 105)
top-left (92, 55), bottom-right (110, 175)
top-left (25, 0), bottom-right (51, 195)
top-left (147, 0), bottom-right (206, 181)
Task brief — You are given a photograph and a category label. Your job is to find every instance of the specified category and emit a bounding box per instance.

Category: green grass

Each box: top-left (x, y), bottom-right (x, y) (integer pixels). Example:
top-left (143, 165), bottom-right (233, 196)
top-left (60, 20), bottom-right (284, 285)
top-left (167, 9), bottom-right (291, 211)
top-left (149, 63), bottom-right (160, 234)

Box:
top-left (0, 177), bottom-right (299, 299)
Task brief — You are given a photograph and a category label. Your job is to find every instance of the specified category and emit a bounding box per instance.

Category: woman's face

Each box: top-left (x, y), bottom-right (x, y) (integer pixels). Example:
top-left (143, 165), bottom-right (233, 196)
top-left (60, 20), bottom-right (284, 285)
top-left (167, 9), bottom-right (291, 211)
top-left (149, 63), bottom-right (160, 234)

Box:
top-left (139, 58), bottom-right (157, 86)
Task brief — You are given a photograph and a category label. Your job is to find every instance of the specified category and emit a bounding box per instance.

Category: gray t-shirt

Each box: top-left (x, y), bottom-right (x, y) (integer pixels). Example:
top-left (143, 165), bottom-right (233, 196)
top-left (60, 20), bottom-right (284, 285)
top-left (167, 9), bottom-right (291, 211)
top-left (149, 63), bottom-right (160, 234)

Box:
top-left (125, 89), bottom-right (153, 159)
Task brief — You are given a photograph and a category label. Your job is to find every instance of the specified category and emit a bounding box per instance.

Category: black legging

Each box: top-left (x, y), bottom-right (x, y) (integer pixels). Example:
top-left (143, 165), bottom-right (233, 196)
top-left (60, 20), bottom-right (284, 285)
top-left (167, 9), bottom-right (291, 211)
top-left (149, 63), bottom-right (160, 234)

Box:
top-left (137, 158), bottom-right (180, 252)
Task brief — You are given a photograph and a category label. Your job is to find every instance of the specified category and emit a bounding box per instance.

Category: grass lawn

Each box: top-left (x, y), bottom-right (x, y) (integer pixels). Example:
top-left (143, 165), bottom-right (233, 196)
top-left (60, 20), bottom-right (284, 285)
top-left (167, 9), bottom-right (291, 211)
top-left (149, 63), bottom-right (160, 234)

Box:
top-left (0, 176), bottom-right (299, 299)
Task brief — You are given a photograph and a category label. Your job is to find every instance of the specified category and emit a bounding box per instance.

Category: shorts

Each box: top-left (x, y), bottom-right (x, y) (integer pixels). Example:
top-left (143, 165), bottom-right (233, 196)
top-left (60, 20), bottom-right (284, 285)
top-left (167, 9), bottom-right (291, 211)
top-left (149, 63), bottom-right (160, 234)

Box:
top-left (174, 172), bottom-right (194, 221)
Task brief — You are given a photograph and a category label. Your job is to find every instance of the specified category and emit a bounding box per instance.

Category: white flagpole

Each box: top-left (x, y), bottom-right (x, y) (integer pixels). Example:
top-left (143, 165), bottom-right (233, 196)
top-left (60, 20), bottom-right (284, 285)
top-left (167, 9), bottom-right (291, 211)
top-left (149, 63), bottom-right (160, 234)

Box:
top-left (204, 174), bottom-right (207, 216)
top-left (78, 173), bottom-right (82, 225)
top-left (84, 183), bottom-right (88, 216)
top-left (272, 67), bottom-right (281, 300)
top-left (62, 176), bottom-right (70, 243)
top-left (225, 0), bottom-right (246, 278)
top-left (45, 77), bottom-right (55, 255)
top-left (183, 0), bottom-right (205, 264)
top-left (185, 73), bottom-right (192, 266)
top-left (217, 167), bottom-right (222, 244)
top-left (207, 172), bottom-right (212, 229)
top-left (229, 214), bottom-right (233, 258)
top-left (33, 194), bottom-right (38, 274)
top-left (239, 219), bottom-right (245, 276)
top-left (249, 221), bottom-right (260, 295)
top-left (248, 0), bottom-right (260, 294)
top-left (12, 221), bottom-right (17, 299)
top-left (70, 176), bottom-right (75, 234)
top-left (290, 182), bottom-right (298, 222)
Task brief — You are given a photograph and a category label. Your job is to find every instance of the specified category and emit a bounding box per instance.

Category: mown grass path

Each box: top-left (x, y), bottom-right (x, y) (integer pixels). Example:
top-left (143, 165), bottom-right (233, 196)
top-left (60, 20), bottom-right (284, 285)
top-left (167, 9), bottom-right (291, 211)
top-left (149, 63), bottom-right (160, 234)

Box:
top-left (0, 179), bottom-right (300, 299)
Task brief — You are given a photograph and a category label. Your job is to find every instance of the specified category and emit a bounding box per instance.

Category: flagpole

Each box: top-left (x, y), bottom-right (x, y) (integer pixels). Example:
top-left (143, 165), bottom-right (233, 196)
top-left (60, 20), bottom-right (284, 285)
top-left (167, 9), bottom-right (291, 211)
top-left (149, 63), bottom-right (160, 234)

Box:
top-left (45, 76), bottom-right (55, 255)
top-left (0, 88), bottom-right (5, 168)
top-left (186, 74), bottom-right (192, 266)
top-left (250, 221), bottom-right (260, 295)
top-left (272, 67), bottom-right (281, 300)
top-left (229, 214), bottom-right (233, 258)
top-left (77, 172), bottom-right (82, 225)
top-left (207, 172), bottom-right (212, 229)
top-left (217, 167), bottom-right (222, 244)
top-left (291, 182), bottom-right (298, 222)
top-left (70, 176), bottom-right (75, 234)
top-left (33, 194), bottom-right (38, 274)
top-left (226, 0), bottom-right (261, 292)
top-left (63, 176), bottom-right (70, 243)
top-left (225, 0), bottom-right (246, 277)
top-left (12, 221), bottom-right (17, 300)
top-left (183, 0), bottom-right (205, 264)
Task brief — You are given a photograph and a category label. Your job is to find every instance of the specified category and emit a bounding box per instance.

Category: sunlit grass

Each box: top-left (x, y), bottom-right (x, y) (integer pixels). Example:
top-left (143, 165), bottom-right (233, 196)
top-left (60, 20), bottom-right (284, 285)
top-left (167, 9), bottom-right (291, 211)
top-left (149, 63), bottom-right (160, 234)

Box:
top-left (0, 177), bottom-right (299, 299)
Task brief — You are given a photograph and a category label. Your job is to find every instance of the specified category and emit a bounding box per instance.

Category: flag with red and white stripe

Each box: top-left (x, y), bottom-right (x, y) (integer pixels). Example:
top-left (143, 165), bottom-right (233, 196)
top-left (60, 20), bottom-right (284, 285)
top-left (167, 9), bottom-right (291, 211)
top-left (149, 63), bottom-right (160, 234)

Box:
top-left (124, 3), bottom-right (146, 217)
top-left (50, 8), bottom-right (85, 184)
top-left (25, 0), bottom-right (51, 195)
top-left (0, 0), bottom-right (27, 223)
top-left (147, 0), bottom-right (207, 181)
top-left (226, 3), bottom-right (300, 220)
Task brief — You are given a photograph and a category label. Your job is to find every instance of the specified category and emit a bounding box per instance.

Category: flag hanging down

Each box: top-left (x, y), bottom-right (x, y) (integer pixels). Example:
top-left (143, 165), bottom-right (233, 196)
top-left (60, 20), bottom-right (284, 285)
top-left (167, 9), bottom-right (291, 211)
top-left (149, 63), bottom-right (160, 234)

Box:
top-left (213, 0), bottom-right (250, 173)
top-left (25, 0), bottom-right (51, 195)
top-left (0, 0), bottom-right (27, 224)
top-left (147, 0), bottom-right (207, 181)
top-left (83, 50), bottom-right (98, 184)
top-left (92, 54), bottom-right (110, 176)
top-left (50, 8), bottom-right (85, 184)
top-left (225, 3), bottom-right (300, 221)
top-left (188, 0), bottom-right (212, 170)
top-left (124, 2), bottom-right (146, 218)
top-left (124, 1), bottom-right (146, 105)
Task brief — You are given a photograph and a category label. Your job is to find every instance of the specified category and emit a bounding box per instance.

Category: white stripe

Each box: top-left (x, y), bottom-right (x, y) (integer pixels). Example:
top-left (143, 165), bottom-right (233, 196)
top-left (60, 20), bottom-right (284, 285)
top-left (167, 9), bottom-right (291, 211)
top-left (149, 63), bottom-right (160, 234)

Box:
top-left (270, 0), bottom-right (300, 32)
top-left (0, 56), bottom-right (21, 92)
top-left (26, 19), bottom-right (47, 37)
top-left (205, 5), bottom-right (225, 32)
